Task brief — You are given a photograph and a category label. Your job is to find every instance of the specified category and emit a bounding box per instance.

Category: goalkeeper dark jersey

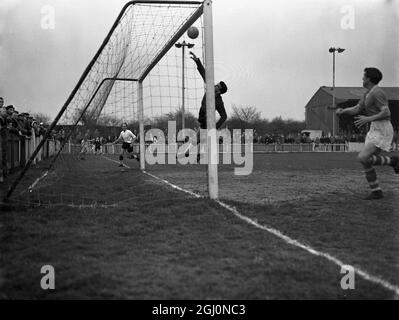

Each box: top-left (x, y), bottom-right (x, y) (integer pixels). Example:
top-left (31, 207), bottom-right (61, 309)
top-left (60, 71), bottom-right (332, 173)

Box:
top-left (194, 59), bottom-right (227, 129)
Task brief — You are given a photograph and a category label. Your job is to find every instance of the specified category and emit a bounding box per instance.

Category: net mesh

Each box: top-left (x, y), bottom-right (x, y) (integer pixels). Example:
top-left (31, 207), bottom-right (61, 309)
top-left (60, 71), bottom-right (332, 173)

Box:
top-left (6, 1), bottom-right (206, 207)
top-left (62, 2), bottom-right (204, 126)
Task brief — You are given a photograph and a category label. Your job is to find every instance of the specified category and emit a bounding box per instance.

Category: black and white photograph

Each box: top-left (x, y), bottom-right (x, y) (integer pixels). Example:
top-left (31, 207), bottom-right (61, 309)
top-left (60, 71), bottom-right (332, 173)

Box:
top-left (0, 0), bottom-right (398, 303)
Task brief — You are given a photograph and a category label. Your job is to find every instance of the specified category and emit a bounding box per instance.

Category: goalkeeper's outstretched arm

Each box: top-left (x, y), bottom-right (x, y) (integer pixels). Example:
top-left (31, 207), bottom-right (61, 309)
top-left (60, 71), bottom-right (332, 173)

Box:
top-left (190, 51), bottom-right (205, 81)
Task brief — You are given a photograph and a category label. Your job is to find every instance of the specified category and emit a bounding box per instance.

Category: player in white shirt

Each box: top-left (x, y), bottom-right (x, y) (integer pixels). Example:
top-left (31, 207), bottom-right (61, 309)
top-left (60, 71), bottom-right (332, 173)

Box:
top-left (113, 123), bottom-right (139, 167)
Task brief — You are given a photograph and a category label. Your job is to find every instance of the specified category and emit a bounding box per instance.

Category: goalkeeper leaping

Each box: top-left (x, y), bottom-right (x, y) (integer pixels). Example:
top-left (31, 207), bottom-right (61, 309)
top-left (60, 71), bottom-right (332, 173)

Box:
top-left (190, 51), bottom-right (228, 130)
top-left (186, 52), bottom-right (228, 161)
top-left (112, 123), bottom-right (139, 167)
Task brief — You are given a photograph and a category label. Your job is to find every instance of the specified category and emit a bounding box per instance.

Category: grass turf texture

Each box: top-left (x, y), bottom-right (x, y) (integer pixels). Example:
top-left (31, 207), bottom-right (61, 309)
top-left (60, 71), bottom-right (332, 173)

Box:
top-left (0, 153), bottom-right (398, 299)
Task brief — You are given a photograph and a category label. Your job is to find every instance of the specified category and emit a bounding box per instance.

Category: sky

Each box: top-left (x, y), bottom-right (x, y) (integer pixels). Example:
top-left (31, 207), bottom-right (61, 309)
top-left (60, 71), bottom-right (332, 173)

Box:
top-left (0, 0), bottom-right (398, 121)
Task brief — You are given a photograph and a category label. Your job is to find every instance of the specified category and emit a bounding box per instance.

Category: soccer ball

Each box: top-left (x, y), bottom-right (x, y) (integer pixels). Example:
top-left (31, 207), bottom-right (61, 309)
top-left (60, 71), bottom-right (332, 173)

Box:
top-left (187, 26), bottom-right (199, 39)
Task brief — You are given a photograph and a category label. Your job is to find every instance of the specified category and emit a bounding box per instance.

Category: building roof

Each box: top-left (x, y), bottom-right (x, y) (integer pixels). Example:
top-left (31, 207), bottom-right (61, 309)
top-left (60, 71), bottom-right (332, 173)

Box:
top-left (320, 86), bottom-right (399, 100)
top-left (306, 86), bottom-right (399, 109)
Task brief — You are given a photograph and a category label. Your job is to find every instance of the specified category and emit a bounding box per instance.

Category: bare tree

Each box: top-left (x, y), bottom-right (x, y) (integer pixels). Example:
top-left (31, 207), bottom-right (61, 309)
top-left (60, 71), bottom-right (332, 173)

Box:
top-left (30, 112), bottom-right (52, 125)
top-left (97, 115), bottom-right (124, 127)
top-left (232, 105), bottom-right (262, 123)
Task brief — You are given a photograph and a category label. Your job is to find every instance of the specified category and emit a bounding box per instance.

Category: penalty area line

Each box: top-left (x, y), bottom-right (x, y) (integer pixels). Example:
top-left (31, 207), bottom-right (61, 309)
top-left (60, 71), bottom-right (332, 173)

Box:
top-left (101, 155), bottom-right (399, 296)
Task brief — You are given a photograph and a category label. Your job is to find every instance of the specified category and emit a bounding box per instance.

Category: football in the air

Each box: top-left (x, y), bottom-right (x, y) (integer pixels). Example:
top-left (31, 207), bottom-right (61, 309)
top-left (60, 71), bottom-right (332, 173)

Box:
top-left (187, 26), bottom-right (199, 39)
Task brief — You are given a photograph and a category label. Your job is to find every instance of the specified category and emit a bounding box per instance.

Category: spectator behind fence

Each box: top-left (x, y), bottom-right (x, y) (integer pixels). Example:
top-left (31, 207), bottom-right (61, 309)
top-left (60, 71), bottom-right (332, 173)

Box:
top-left (1, 105), bottom-right (14, 181)
top-left (0, 99), bottom-right (5, 182)
top-left (8, 107), bottom-right (22, 135)
top-left (0, 103), bottom-right (7, 125)
top-left (0, 103), bottom-right (48, 182)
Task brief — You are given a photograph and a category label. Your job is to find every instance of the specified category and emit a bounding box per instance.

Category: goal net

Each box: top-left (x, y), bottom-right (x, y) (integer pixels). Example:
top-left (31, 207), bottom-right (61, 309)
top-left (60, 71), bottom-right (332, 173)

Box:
top-left (4, 0), bottom-right (218, 207)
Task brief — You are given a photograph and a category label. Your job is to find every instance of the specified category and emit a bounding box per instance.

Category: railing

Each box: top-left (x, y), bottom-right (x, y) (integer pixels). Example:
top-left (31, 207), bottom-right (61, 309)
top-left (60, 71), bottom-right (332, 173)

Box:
top-left (0, 138), bottom-right (359, 182)
top-left (0, 129), bottom-right (60, 180)
top-left (252, 143), bottom-right (348, 153)
top-left (61, 142), bottom-right (350, 155)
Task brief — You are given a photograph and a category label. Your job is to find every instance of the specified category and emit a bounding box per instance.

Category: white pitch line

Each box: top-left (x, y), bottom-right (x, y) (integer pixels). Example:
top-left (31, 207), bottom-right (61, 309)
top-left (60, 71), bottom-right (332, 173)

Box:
top-left (215, 200), bottom-right (399, 296)
top-left (101, 155), bottom-right (399, 296)
top-left (22, 170), bottom-right (49, 195)
top-left (144, 170), bottom-right (202, 199)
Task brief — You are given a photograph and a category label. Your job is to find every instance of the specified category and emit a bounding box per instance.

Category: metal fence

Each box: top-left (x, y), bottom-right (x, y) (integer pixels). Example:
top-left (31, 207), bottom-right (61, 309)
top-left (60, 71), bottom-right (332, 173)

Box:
top-left (252, 143), bottom-right (348, 153)
top-left (0, 130), bottom-right (60, 180)
top-left (62, 142), bottom-right (349, 155)
top-left (0, 137), bottom-right (355, 180)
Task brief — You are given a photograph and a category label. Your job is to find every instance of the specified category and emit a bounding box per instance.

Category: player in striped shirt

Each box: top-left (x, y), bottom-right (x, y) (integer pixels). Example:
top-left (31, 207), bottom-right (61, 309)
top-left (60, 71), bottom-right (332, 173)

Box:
top-left (337, 67), bottom-right (399, 200)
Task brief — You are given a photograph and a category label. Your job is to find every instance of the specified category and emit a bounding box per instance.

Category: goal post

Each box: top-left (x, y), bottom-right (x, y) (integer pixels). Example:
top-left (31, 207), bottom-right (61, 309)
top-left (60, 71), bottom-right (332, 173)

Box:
top-left (138, 81), bottom-right (145, 171)
top-left (203, 0), bottom-right (218, 199)
top-left (4, 0), bottom-right (219, 202)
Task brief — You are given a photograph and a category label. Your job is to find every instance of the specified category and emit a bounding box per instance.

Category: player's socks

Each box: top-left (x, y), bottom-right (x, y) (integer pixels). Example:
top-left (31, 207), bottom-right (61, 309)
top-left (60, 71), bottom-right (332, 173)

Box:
top-left (391, 156), bottom-right (399, 174)
top-left (364, 167), bottom-right (382, 192)
top-left (369, 155), bottom-right (394, 166)
top-left (364, 167), bottom-right (383, 200)
top-left (369, 155), bottom-right (399, 174)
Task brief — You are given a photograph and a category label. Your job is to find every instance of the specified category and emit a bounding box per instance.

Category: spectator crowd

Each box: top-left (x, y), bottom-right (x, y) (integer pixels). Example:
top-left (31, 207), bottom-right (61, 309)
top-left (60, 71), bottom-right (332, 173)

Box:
top-left (0, 96), bottom-right (48, 182)
top-left (252, 132), bottom-right (364, 145)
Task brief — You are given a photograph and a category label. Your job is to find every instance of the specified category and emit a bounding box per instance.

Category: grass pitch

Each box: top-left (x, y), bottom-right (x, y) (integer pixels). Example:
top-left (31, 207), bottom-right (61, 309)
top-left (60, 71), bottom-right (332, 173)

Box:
top-left (0, 152), bottom-right (398, 299)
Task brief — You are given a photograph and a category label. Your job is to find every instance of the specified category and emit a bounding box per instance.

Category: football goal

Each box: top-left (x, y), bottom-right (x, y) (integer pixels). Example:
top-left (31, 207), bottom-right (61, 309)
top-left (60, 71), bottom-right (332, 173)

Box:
top-left (4, 0), bottom-right (219, 206)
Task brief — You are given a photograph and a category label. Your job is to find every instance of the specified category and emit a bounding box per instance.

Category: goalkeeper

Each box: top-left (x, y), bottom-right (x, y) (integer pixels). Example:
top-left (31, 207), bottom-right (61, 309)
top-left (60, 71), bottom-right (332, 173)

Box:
top-left (190, 51), bottom-right (228, 130)
top-left (187, 52), bottom-right (228, 161)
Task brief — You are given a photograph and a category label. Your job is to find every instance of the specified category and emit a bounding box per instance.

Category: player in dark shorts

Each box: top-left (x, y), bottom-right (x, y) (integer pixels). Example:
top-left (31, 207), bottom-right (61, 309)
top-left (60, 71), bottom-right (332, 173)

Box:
top-left (113, 123), bottom-right (139, 167)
